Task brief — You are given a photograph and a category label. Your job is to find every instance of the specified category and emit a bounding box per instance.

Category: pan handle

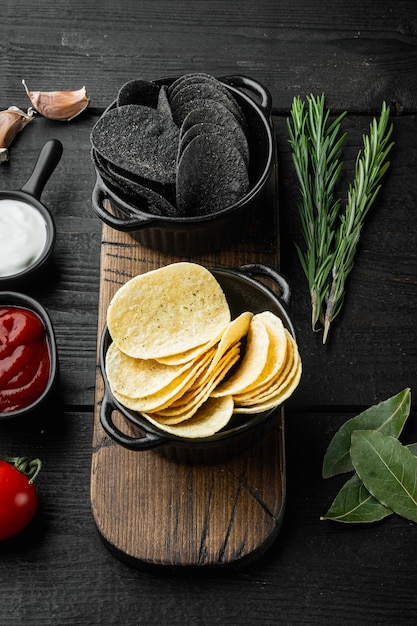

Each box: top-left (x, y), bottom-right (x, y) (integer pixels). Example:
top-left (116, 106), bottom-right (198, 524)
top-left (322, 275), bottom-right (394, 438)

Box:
top-left (20, 139), bottom-right (63, 200)
top-left (91, 173), bottom-right (157, 231)
top-left (238, 263), bottom-right (291, 306)
top-left (100, 389), bottom-right (168, 451)
top-left (221, 75), bottom-right (272, 118)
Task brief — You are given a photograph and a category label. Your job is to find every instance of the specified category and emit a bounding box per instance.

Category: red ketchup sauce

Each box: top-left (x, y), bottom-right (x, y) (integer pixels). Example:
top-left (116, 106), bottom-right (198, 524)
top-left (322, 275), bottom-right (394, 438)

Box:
top-left (0, 306), bottom-right (50, 413)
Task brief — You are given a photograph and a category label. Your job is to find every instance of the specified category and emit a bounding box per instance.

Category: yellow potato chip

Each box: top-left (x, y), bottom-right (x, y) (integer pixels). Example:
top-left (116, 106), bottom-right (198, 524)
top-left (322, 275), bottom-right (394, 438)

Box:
top-left (112, 347), bottom-right (216, 413)
top-left (143, 395), bottom-right (234, 438)
top-left (207, 311), bottom-right (251, 373)
top-left (105, 341), bottom-right (195, 398)
top-left (233, 334), bottom-right (302, 412)
top-left (150, 306), bottom-right (249, 367)
top-left (233, 360), bottom-right (302, 413)
top-left (107, 262), bottom-right (231, 359)
top-left (233, 329), bottom-right (295, 403)
top-left (211, 317), bottom-right (270, 397)
top-left (241, 311), bottom-right (288, 391)
top-left (151, 343), bottom-right (241, 424)
top-left (154, 333), bottom-right (222, 366)
top-left (159, 342), bottom-right (241, 411)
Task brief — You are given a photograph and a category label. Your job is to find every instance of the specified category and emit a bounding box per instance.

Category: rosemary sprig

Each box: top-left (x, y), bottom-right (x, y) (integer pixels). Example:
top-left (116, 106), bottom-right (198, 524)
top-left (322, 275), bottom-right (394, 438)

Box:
top-left (323, 102), bottom-right (394, 343)
top-left (287, 95), bottom-right (347, 330)
top-left (288, 96), bottom-right (394, 343)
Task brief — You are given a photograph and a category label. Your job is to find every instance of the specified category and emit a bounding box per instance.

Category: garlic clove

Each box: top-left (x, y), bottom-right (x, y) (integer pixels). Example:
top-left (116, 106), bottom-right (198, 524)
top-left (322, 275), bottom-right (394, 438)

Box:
top-left (22, 80), bottom-right (90, 121)
top-left (0, 106), bottom-right (34, 163)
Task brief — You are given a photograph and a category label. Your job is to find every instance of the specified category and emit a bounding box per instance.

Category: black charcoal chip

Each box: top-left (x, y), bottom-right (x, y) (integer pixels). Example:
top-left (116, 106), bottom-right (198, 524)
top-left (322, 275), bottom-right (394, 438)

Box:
top-left (91, 104), bottom-right (180, 185)
top-left (171, 85), bottom-right (245, 128)
top-left (178, 122), bottom-right (250, 168)
top-left (92, 149), bottom-right (177, 217)
top-left (180, 99), bottom-right (245, 136)
top-left (176, 133), bottom-right (249, 217)
top-left (178, 123), bottom-right (221, 159)
top-left (117, 79), bottom-right (160, 107)
top-left (180, 102), bottom-right (250, 166)
top-left (92, 147), bottom-right (176, 209)
top-left (157, 85), bottom-right (175, 123)
top-left (92, 146), bottom-right (174, 200)
top-left (168, 72), bottom-right (229, 100)
top-left (167, 72), bottom-right (218, 91)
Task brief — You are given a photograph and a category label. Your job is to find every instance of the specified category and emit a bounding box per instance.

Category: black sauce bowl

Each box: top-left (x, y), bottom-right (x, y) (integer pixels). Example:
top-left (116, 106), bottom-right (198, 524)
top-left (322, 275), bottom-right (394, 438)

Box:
top-left (99, 264), bottom-right (294, 464)
top-left (91, 75), bottom-right (275, 256)
top-left (0, 292), bottom-right (59, 421)
top-left (0, 139), bottom-right (62, 288)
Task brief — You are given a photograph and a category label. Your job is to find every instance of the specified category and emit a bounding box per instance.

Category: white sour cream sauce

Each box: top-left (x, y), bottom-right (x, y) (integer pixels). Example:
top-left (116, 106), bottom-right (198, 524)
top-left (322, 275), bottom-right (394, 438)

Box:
top-left (0, 199), bottom-right (48, 277)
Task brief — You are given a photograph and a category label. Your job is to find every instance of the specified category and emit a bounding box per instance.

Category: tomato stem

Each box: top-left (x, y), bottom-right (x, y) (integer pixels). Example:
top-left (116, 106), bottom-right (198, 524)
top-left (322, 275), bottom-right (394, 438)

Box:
top-left (1, 456), bottom-right (42, 483)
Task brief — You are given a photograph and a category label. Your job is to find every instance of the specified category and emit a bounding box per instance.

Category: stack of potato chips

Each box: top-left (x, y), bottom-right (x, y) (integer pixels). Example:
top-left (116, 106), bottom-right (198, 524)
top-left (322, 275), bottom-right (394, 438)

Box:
top-left (105, 263), bottom-right (302, 438)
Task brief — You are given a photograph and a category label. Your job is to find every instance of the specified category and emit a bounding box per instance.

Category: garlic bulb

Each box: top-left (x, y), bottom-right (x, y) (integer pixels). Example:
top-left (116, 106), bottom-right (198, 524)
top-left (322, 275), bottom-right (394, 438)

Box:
top-left (0, 106), bottom-right (34, 163)
top-left (22, 80), bottom-right (90, 121)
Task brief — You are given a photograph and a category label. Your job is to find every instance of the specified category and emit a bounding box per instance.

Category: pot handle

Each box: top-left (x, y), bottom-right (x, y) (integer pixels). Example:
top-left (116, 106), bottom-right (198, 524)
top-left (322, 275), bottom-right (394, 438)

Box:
top-left (221, 75), bottom-right (272, 118)
top-left (91, 173), bottom-right (157, 232)
top-left (100, 389), bottom-right (168, 451)
top-left (20, 139), bottom-right (63, 200)
top-left (238, 263), bottom-right (291, 307)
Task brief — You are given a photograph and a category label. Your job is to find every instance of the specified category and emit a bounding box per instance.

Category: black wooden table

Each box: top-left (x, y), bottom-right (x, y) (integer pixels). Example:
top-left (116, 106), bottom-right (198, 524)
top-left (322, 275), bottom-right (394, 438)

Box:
top-left (1, 1), bottom-right (417, 624)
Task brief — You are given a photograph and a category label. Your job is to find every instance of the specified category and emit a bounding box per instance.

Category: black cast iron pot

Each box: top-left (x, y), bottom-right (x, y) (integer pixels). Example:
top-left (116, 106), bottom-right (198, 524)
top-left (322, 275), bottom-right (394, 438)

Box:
top-left (91, 75), bottom-right (275, 256)
top-left (99, 264), bottom-right (294, 464)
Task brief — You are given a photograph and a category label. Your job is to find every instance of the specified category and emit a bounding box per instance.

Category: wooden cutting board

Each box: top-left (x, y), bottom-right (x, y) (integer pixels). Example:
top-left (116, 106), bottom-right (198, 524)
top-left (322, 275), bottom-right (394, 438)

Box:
top-left (90, 150), bottom-right (287, 569)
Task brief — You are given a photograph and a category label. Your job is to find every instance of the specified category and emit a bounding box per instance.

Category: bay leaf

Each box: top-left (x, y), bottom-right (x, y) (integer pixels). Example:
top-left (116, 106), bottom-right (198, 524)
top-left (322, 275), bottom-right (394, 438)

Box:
top-left (407, 442), bottom-right (417, 456)
top-left (321, 472), bottom-right (392, 523)
top-left (322, 388), bottom-right (411, 478)
top-left (351, 430), bottom-right (417, 524)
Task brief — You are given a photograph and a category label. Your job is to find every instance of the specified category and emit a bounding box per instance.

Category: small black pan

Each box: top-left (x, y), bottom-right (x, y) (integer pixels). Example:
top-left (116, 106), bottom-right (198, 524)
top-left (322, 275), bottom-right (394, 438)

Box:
top-left (99, 264), bottom-right (295, 464)
top-left (0, 138), bottom-right (63, 287)
top-left (91, 75), bottom-right (275, 256)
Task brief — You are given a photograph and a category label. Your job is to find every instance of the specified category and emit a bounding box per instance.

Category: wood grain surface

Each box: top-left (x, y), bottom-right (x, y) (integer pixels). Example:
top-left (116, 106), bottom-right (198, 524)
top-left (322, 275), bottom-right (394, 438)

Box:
top-left (90, 134), bottom-right (286, 567)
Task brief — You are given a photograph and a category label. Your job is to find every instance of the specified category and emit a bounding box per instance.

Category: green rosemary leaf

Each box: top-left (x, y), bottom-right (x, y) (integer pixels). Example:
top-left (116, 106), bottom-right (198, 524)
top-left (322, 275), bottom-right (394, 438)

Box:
top-left (323, 103), bottom-right (394, 343)
top-left (287, 94), bottom-right (347, 331)
top-left (288, 96), bottom-right (394, 343)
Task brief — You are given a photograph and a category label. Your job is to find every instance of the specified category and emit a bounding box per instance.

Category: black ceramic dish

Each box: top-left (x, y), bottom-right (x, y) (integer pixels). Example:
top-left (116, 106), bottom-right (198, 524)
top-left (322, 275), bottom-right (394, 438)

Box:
top-left (91, 75), bottom-right (275, 256)
top-left (0, 139), bottom-right (63, 288)
top-left (0, 291), bottom-right (59, 421)
top-left (99, 264), bottom-right (294, 464)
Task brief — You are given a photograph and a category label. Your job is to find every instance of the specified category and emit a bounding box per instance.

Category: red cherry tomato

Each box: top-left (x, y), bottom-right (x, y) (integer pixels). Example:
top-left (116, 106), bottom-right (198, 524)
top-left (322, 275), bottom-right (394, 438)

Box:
top-left (0, 457), bottom-right (42, 541)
